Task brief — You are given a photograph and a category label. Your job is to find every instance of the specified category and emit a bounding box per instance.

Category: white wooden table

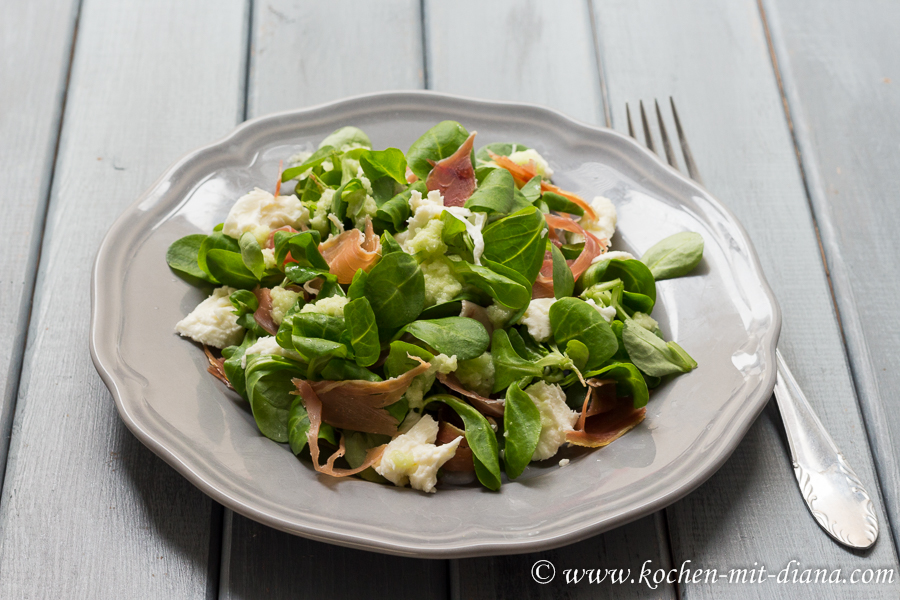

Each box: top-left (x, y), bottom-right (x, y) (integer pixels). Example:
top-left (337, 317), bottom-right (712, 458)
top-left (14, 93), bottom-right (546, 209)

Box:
top-left (2, 1), bottom-right (899, 597)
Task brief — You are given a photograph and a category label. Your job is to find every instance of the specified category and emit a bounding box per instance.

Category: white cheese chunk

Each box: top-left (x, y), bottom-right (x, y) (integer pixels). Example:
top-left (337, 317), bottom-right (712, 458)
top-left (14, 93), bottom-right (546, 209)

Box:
top-left (222, 187), bottom-right (309, 243)
top-left (507, 148), bottom-right (554, 178)
top-left (375, 415), bottom-right (461, 493)
top-left (526, 381), bottom-right (578, 461)
top-left (269, 286), bottom-right (301, 325)
top-left (175, 286), bottom-right (244, 349)
top-left (519, 298), bottom-right (557, 342)
top-left (300, 295), bottom-right (349, 317)
top-left (585, 298), bottom-right (617, 323)
top-left (572, 196), bottom-right (617, 244)
top-left (590, 249), bottom-right (635, 265)
top-left (240, 336), bottom-right (304, 369)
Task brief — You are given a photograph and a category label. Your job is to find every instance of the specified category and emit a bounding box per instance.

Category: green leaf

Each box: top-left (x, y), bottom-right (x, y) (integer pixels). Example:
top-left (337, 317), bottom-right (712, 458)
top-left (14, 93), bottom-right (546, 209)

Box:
top-left (520, 176), bottom-right (543, 203)
top-left (583, 362), bottom-right (650, 409)
top-left (284, 231), bottom-right (329, 270)
top-left (383, 341), bottom-right (434, 379)
top-left (292, 312), bottom-right (344, 343)
top-left (221, 331), bottom-right (259, 400)
top-left (580, 258), bottom-right (656, 310)
top-left (319, 358), bottom-right (381, 382)
top-left (238, 232), bottom-right (265, 279)
top-left (474, 142), bottom-right (530, 165)
top-left (330, 178), bottom-right (364, 231)
top-left (228, 289), bottom-right (258, 315)
top-left (360, 148), bottom-right (407, 185)
top-left (198, 232), bottom-right (240, 280)
top-left (448, 258), bottom-right (530, 310)
top-left (343, 431), bottom-right (391, 482)
top-left (406, 121), bottom-right (470, 180)
top-left (491, 330), bottom-right (544, 392)
top-left (549, 298), bottom-right (618, 371)
top-left (642, 232), bottom-right (705, 280)
top-left (363, 251), bottom-right (425, 335)
top-left (374, 182), bottom-right (423, 232)
top-left (503, 382), bottom-right (542, 479)
top-left (565, 339), bottom-right (590, 373)
top-left (464, 169), bottom-right (530, 215)
top-left (481, 206), bottom-right (547, 286)
top-left (380, 231), bottom-right (403, 254)
top-left (320, 126), bottom-right (371, 151)
top-left (282, 146), bottom-right (335, 181)
top-left (284, 264), bottom-right (325, 285)
top-left (245, 355), bottom-right (307, 442)
top-left (205, 249), bottom-right (260, 289)
top-left (287, 397), bottom-right (339, 455)
top-left (166, 234), bottom-right (213, 283)
top-left (347, 268), bottom-right (368, 300)
top-left (622, 319), bottom-right (697, 377)
top-left (429, 396), bottom-right (501, 491)
top-left (344, 297), bottom-right (381, 367)
top-left (550, 244), bottom-right (574, 299)
top-left (542, 191), bottom-right (584, 216)
top-left (292, 337), bottom-right (349, 380)
top-left (403, 317), bottom-right (490, 361)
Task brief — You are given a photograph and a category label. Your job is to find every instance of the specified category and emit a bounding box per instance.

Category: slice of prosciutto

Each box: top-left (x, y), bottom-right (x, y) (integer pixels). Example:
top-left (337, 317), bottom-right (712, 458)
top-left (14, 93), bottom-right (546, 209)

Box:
top-left (436, 373), bottom-right (505, 418)
top-left (293, 379), bottom-right (387, 478)
top-left (426, 132), bottom-right (477, 207)
top-left (566, 379), bottom-right (646, 448)
top-left (252, 287), bottom-right (278, 335)
top-left (488, 152), bottom-right (597, 220)
top-left (319, 218), bottom-right (381, 284)
top-left (204, 345), bottom-right (232, 389)
top-left (436, 421), bottom-right (474, 472)
top-left (533, 214), bottom-right (604, 298)
top-left (291, 357), bottom-right (431, 436)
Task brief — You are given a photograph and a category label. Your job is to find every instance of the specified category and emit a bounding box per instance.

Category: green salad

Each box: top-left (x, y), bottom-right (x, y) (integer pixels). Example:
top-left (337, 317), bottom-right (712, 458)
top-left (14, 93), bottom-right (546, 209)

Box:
top-left (167, 121), bottom-right (704, 493)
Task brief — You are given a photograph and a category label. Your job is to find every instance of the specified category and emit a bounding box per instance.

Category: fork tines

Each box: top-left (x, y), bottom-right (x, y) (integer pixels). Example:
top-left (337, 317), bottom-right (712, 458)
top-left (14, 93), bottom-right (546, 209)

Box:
top-left (625, 97), bottom-right (704, 186)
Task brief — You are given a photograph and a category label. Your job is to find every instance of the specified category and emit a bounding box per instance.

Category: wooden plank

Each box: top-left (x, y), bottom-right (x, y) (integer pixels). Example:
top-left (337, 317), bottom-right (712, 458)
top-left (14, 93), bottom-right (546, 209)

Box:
top-left (247, 0), bottom-right (425, 115)
top-left (425, 0), bottom-right (605, 125)
top-left (0, 0), bottom-right (79, 484)
top-left (218, 2), bottom-right (451, 599)
top-left (761, 0), bottom-right (900, 556)
top-left (591, 0), bottom-right (900, 597)
top-left (423, 2), bottom-right (675, 598)
top-left (0, 0), bottom-right (247, 597)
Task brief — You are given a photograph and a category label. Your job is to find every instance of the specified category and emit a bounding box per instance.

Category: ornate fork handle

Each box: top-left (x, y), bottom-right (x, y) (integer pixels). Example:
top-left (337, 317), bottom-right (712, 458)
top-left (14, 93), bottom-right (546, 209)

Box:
top-left (626, 99), bottom-right (879, 549)
top-left (774, 350), bottom-right (878, 548)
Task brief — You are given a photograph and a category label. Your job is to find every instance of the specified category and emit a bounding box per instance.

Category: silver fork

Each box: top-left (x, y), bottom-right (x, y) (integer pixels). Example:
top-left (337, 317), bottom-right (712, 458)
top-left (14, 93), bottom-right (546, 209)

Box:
top-left (626, 99), bottom-right (879, 550)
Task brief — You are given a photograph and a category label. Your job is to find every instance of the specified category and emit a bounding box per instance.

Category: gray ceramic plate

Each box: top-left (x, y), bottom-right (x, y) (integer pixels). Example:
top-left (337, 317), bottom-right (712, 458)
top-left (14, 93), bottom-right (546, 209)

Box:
top-left (90, 91), bottom-right (781, 558)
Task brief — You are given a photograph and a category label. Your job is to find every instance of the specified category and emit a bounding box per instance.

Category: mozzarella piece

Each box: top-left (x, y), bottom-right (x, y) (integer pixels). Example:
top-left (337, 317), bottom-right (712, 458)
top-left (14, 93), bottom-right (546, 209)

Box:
top-left (584, 298), bottom-right (617, 323)
top-left (175, 286), bottom-right (244, 349)
top-left (300, 295), bottom-right (349, 317)
top-left (240, 336), bottom-right (304, 369)
top-left (375, 415), bottom-right (461, 493)
top-left (571, 196), bottom-right (617, 244)
top-left (519, 298), bottom-right (557, 342)
top-left (269, 286), bottom-right (301, 325)
top-left (222, 187), bottom-right (308, 243)
top-left (526, 381), bottom-right (579, 461)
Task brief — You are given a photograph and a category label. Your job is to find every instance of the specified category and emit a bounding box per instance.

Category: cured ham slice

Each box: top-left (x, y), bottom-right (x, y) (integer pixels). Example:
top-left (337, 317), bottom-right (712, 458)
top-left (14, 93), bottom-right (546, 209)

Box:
top-left (204, 345), bottom-right (232, 389)
top-left (291, 357), bottom-right (431, 435)
top-left (533, 214), bottom-right (604, 298)
top-left (426, 132), bottom-right (477, 207)
top-left (294, 379), bottom-right (387, 477)
top-left (566, 379), bottom-right (645, 448)
top-left (436, 372), bottom-right (505, 418)
top-left (252, 287), bottom-right (278, 335)
top-left (319, 218), bottom-right (381, 284)
top-left (488, 152), bottom-right (597, 220)
top-left (436, 421), bottom-right (474, 472)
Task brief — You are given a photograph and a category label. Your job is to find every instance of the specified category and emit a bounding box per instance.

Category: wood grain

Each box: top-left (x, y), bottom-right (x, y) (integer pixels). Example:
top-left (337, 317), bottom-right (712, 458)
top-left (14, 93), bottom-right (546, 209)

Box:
top-left (0, 0), bottom-right (79, 485)
top-left (592, 0), bottom-right (900, 597)
top-left (425, 0), bottom-right (605, 125)
top-left (761, 0), bottom-right (900, 556)
top-left (424, 1), bottom-right (675, 598)
top-left (218, 2), bottom-right (450, 598)
top-left (0, 0), bottom-right (247, 597)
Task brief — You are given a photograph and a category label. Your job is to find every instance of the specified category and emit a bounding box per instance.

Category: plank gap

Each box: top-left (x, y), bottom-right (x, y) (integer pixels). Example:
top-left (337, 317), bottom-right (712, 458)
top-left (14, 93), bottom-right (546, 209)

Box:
top-left (0, 0), bottom-right (84, 496)
top-left (586, 0), bottom-right (612, 128)
top-left (756, 0), bottom-right (900, 561)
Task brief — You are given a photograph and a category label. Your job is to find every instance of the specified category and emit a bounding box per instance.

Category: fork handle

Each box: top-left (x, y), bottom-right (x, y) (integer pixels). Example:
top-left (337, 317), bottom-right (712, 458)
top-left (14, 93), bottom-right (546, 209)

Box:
top-left (773, 348), bottom-right (878, 549)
